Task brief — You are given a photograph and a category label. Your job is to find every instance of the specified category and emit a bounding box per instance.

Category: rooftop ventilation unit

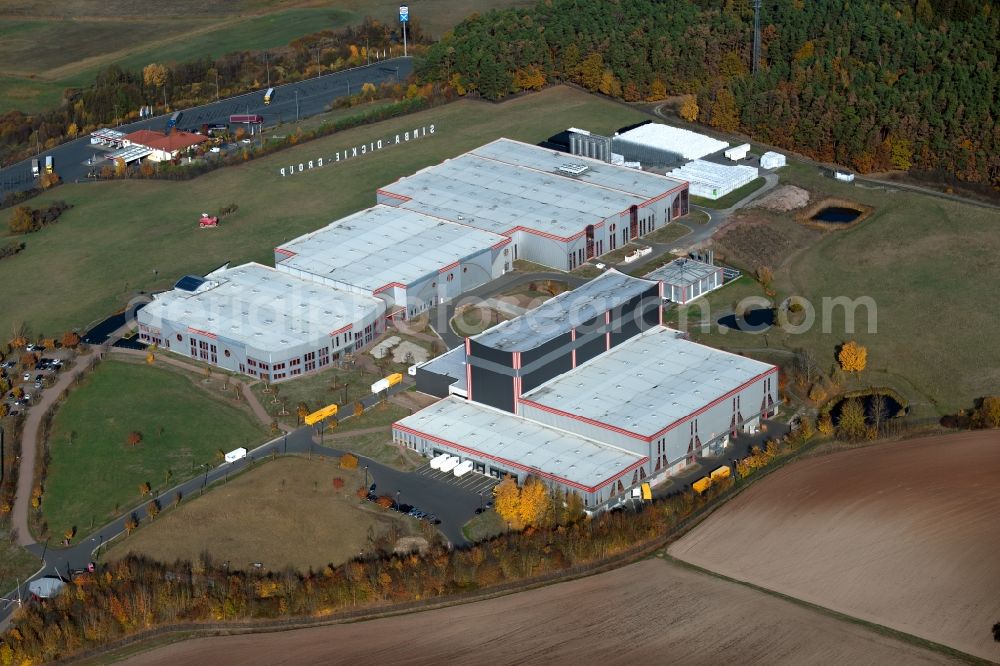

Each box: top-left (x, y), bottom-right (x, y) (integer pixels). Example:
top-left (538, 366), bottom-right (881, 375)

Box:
top-left (557, 163), bottom-right (590, 175)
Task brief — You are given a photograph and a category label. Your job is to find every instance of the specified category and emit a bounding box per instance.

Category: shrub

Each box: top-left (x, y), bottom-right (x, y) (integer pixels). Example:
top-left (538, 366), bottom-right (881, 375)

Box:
top-left (375, 495), bottom-right (394, 508)
top-left (332, 477), bottom-right (345, 490)
top-left (339, 453), bottom-right (358, 470)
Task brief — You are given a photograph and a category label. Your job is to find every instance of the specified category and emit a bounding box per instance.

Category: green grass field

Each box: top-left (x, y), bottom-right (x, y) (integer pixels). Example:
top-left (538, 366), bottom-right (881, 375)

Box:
top-left (43, 360), bottom-right (265, 540)
top-left (680, 164), bottom-right (1000, 417)
top-left (0, 86), bottom-right (649, 337)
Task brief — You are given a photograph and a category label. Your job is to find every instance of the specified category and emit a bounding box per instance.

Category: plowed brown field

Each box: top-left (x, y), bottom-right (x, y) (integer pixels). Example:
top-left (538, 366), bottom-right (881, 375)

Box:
top-left (128, 557), bottom-right (957, 665)
top-left (670, 431), bottom-right (1000, 661)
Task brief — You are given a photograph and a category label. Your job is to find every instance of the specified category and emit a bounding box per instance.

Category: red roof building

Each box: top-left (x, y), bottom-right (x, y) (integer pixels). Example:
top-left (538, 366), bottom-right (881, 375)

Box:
top-left (123, 129), bottom-right (209, 162)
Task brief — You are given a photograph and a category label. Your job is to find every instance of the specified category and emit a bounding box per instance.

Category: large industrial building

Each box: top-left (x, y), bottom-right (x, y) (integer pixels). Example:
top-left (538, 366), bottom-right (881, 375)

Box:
top-left (274, 205), bottom-right (511, 320)
top-left (140, 137), bottom-right (694, 384)
top-left (377, 138), bottom-right (689, 271)
top-left (397, 270), bottom-right (778, 508)
top-left (137, 263), bottom-right (385, 382)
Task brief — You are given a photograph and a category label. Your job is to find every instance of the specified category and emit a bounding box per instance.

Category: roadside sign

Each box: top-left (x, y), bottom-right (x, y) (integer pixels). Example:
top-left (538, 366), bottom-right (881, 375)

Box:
top-left (400, 5), bottom-right (409, 22)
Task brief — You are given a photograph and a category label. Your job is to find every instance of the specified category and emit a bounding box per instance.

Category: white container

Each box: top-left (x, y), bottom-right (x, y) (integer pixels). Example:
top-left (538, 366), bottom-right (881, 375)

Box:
top-left (724, 143), bottom-right (751, 161)
top-left (439, 456), bottom-right (461, 473)
top-left (429, 453), bottom-right (450, 469)
top-left (453, 460), bottom-right (474, 477)
top-left (224, 447), bottom-right (247, 463)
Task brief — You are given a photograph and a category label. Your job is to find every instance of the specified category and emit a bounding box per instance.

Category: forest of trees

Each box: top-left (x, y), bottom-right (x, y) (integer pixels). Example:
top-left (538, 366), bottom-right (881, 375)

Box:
top-left (0, 18), bottom-right (430, 170)
top-left (417, 0), bottom-right (998, 186)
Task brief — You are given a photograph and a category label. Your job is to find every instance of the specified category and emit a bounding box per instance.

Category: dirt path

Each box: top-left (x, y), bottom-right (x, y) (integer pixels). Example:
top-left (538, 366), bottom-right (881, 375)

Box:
top-left (129, 557), bottom-right (957, 665)
top-left (11, 349), bottom-right (97, 547)
top-left (670, 431), bottom-right (1000, 662)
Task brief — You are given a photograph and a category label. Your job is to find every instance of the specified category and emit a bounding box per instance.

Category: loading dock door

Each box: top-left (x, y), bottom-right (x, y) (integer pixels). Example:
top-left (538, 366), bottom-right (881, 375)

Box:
top-left (629, 205), bottom-right (639, 239)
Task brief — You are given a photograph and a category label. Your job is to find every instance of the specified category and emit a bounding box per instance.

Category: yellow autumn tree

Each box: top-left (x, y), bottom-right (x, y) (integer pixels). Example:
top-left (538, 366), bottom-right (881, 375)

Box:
top-left (838, 340), bottom-right (867, 374)
top-left (492, 475), bottom-right (522, 528)
top-left (648, 79), bottom-right (667, 101)
top-left (679, 94), bottom-right (699, 122)
top-left (518, 477), bottom-right (551, 527)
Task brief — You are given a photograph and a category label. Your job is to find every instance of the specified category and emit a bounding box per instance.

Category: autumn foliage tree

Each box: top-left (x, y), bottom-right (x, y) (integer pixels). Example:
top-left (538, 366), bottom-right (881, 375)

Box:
top-left (678, 94), bottom-right (699, 122)
top-left (126, 431), bottom-right (143, 447)
top-left (838, 341), bottom-right (867, 374)
top-left (493, 476), bottom-right (551, 529)
top-left (972, 396), bottom-right (1000, 429)
top-left (339, 453), bottom-right (358, 470)
top-left (837, 398), bottom-right (868, 441)
top-left (59, 330), bottom-right (79, 349)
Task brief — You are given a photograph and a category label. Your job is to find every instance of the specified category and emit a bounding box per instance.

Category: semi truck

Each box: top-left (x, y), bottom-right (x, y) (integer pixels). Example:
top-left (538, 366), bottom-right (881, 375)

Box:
top-left (166, 111), bottom-right (182, 133)
top-left (264, 87), bottom-right (275, 105)
top-left (229, 114), bottom-right (263, 124)
top-left (31, 159), bottom-right (39, 178)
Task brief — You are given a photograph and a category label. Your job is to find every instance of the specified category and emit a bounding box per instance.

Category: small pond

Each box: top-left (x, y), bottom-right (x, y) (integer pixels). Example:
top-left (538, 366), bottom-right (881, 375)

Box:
top-left (829, 392), bottom-right (905, 424)
top-left (811, 206), bottom-right (862, 223)
top-left (718, 308), bottom-right (775, 332)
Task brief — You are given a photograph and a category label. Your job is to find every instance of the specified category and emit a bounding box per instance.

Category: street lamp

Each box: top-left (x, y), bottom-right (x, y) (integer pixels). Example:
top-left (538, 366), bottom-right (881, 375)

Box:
top-left (294, 90), bottom-right (299, 122)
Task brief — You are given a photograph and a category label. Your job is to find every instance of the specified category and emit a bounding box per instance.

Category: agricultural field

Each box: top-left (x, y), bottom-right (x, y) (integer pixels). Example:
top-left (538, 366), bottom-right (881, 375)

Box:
top-left (0, 0), bottom-right (532, 114)
top-left (681, 161), bottom-right (1000, 417)
top-left (102, 456), bottom-right (423, 572)
top-left (43, 359), bottom-right (265, 540)
top-left (669, 431), bottom-right (1000, 662)
top-left (127, 557), bottom-right (959, 665)
top-left (0, 86), bottom-right (650, 338)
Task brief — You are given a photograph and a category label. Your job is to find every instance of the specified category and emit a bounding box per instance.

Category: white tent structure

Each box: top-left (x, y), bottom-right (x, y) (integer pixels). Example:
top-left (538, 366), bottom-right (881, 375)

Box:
top-left (669, 160), bottom-right (759, 200)
top-left (760, 151), bottom-right (786, 169)
top-left (612, 123), bottom-right (729, 164)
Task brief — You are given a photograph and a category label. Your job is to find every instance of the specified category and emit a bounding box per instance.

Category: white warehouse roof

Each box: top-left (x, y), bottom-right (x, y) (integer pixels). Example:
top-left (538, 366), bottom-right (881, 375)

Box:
top-left (473, 270), bottom-right (659, 352)
top-left (140, 262), bottom-right (384, 351)
top-left (381, 138), bottom-right (684, 240)
top-left (395, 396), bottom-right (645, 491)
top-left (614, 124), bottom-right (729, 161)
top-left (521, 326), bottom-right (776, 439)
top-left (275, 205), bottom-right (507, 293)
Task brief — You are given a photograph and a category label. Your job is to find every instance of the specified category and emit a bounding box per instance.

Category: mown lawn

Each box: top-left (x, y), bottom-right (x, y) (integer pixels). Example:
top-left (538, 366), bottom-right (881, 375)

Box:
top-left (1, 86), bottom-right (650, 337)
top-left (43, 360), bottom-right (265, 540)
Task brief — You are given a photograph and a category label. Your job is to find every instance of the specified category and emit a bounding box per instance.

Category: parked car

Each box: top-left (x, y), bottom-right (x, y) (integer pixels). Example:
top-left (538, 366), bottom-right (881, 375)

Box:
top-left (35, 374), bottom-right (43, 381)
top-left (22, 373), bottom-right (30, 381)
top-left (33, 381), bottom-right (41, 390)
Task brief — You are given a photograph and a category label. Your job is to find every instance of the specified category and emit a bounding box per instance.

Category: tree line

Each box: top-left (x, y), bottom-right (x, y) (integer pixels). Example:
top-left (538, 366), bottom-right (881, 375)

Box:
top-left (416, 0), bottom-right (998, 186)
top-left (0, 17), bottom-right (431, 170)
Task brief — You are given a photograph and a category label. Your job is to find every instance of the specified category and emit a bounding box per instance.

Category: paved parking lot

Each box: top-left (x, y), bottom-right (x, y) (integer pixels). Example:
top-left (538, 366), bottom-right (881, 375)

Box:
top-left (416, 463), bottom-right (500, 497)
top-left (1, 347), bottom-right (74, 417)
